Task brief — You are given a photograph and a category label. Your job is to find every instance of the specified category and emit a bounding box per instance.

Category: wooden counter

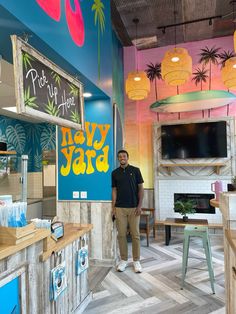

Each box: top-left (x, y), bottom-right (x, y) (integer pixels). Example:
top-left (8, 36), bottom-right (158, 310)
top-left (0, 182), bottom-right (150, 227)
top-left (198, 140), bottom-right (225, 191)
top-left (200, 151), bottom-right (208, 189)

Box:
top-left (40, 223), bottom-right (93, 261)
top-left (217, 193), bottom-right (236, 314)
top-left (0, 223), bottom-right (93, 262)
top-left (210, 198), bottom-right (236, 254)
top-left (0, 228), bottom-right (50, 261)
top-left (225, 230), bottom-right (236, 256)
top-left (0, 222), bottom-right (93, 313)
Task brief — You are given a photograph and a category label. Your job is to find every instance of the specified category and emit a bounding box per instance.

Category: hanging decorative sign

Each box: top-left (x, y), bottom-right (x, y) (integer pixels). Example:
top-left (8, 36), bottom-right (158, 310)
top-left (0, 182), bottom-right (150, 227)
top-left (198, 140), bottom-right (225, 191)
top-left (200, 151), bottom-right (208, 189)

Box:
top-left (76, 238), bottom-right (89, 275)
top-left (11, 35), bottom-right (85, 130)
top-left (50, 261), bottom-right (67, 300)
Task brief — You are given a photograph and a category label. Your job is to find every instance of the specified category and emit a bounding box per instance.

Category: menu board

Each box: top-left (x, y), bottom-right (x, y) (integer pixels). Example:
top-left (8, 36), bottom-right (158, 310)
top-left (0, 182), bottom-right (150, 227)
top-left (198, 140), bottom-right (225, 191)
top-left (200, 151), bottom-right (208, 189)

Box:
top-left (11, 35), bottom-right (84, 130)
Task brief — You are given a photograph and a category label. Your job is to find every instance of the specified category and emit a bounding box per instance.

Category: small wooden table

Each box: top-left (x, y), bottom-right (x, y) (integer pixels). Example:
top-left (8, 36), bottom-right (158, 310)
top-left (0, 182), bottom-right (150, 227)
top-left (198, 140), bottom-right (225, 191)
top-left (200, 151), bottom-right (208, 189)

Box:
top-left (210, 198), bottom-right (219, 208)
top-left (163, 218), bottom-right (208, 245)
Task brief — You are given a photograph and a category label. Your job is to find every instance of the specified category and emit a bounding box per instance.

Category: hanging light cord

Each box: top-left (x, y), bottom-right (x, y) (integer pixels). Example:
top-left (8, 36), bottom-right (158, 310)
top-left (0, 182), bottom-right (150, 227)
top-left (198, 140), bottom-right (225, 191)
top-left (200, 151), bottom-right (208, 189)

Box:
top-left (174, 0), bottom-right (177, 48)
top-left (136, 19), bottom-right (138, 72)
top-left (233, 0), bottom-right (235, 31)
top-left (133, 18), bottom-right (139, 73)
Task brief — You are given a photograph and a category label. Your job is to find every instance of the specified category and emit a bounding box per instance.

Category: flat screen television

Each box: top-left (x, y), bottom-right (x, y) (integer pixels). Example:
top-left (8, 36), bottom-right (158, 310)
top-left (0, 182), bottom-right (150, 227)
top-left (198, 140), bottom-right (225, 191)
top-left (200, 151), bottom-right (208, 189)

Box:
top-left (161, 121), bottom-right (227, 159)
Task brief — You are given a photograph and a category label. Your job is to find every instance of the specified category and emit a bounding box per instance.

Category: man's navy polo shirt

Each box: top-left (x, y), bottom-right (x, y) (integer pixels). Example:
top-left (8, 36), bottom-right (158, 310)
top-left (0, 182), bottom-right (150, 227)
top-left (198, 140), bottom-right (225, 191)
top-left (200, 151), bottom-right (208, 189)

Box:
top-left (112, 164), bottom-right (144, 208)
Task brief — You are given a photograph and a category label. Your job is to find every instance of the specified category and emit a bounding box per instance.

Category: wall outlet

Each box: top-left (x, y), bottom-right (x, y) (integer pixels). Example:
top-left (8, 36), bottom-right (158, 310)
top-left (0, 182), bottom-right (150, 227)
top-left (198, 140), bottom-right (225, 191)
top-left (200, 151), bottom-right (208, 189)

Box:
top-left (73, 191), bottom-right (80, 198)
top-left (80, 191), bottom-right (87, 199)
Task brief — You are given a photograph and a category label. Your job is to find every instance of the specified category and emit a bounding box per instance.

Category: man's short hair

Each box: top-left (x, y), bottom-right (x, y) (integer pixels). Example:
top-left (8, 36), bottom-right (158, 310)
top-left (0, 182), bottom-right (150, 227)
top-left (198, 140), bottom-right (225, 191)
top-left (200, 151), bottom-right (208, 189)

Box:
top-left (117, 149), bottom-right (129, 158)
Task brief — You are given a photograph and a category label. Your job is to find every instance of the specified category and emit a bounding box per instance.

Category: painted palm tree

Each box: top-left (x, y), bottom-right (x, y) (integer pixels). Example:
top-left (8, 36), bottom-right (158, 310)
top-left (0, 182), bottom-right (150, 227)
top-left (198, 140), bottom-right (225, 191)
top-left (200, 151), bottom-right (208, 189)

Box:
top-left (218, 50), bottom-right (235, 115)
top-left (192, 67), bottom-right (208, 91)
top-left (198, 46), bottom-right (220, 90)
top-left (145, 62), bottom-right (161, 100)
top-left (92, 0), bottom-right (105, 82)
top-left (218, 50), bottom-right (235, 68)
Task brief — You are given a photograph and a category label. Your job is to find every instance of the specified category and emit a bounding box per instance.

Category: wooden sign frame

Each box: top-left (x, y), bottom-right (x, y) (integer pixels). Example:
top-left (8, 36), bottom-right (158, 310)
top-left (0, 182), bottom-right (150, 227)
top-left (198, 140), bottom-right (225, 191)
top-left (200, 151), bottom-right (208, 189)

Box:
top-left (11, 35), bottom-right (85, 130)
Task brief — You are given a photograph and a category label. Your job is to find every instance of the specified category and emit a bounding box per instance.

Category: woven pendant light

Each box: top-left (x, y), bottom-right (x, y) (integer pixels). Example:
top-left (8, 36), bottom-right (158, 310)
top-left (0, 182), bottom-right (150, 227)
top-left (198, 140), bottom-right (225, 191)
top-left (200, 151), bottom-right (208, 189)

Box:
top-left (125, 18), bottom-right (150, 100)
top-left (161, 47), bottom-right (192, 86)
top-left (126, 71), bottom-right (150, 100)
top-left (161, 1), bottom-right (192, 87)
top-left (222, 57), bottom-right (236, 89)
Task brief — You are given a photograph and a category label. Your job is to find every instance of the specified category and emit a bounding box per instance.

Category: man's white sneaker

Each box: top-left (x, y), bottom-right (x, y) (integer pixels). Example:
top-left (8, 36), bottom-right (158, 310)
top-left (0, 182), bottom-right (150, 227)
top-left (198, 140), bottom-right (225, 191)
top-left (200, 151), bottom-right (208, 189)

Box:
top-left (133, 261), bottom-right (142, 273)
top-left (117, 260), bottom-right (128, 272)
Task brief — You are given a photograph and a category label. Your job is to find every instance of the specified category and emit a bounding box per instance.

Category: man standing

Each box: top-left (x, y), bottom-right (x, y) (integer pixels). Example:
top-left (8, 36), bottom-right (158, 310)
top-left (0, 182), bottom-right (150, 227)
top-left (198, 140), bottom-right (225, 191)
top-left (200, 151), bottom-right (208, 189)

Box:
top-left (112, 149), bottom-right (144, 273)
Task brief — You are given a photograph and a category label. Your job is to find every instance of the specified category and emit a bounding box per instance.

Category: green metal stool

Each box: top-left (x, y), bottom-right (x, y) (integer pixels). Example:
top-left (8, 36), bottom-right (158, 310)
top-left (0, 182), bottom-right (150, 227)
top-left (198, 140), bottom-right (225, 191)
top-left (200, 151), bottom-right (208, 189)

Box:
top-left (181, 225), bottom-right (215, 294)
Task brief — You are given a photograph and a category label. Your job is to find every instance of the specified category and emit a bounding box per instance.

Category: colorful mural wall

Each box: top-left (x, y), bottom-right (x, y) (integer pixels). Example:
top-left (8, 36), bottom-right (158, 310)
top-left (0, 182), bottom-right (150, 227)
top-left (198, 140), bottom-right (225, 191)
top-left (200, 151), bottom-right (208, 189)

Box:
top-left (124, 36), bottom-right (236, 188)
top-left (0, 1), bottom-right (121, 202)
top-left (0, 0), bottom-right (112, 97)
top-left (0, 115), bottom-right (55, 172)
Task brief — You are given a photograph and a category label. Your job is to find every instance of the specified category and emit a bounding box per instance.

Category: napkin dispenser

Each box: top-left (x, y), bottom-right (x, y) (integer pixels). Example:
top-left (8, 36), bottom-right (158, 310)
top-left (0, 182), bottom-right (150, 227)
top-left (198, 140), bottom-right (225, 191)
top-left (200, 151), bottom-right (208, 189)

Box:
top-left (51, 221), bottom-right (64, 239)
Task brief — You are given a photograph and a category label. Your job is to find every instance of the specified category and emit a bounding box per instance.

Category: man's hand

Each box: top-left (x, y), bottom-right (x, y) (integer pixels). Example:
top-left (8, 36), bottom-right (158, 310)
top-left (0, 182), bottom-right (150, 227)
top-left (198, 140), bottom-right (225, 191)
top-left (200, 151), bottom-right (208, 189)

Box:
top-left (135, 206), bottom-right (142, 216)
top-left (112, 207), bottom-right (116, 218)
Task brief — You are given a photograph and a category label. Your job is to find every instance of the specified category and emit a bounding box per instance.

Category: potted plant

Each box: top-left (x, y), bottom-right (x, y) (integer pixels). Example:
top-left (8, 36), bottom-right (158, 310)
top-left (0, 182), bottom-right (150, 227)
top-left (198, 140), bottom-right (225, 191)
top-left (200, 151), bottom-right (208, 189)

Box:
top-left (174, 199), bottom-right (196, 222)
top-left (227, 176), bottom-right (236, 191)
top-left (232, 176), bottom-right (236, 188)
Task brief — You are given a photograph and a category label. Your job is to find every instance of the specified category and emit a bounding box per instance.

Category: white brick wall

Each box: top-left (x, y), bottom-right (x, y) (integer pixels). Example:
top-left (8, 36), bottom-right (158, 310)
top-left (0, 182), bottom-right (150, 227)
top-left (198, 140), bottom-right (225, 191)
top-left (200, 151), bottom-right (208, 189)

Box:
top-left (156, 179), bottom-right (230, 223)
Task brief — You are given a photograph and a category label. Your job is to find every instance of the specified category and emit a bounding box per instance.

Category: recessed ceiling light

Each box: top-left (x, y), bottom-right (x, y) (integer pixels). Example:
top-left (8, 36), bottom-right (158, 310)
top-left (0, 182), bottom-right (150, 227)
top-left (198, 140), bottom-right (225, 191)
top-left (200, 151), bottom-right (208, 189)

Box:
top-left (2, 106), bottom-right (17, 112)
top-left (83, 92), bottom-right (92, 98)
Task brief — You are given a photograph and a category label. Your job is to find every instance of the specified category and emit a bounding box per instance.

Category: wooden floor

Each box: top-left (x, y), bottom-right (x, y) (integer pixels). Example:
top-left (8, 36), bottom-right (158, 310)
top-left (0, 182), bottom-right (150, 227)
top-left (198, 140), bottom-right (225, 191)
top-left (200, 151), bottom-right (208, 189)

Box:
top-left (85, 232), bottom-right (225, 314)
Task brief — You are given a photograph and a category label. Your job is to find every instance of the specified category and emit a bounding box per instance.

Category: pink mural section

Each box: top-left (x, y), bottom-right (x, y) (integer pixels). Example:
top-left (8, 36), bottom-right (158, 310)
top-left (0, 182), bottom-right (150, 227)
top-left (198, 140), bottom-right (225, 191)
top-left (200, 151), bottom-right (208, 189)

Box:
top-left (124, 36), bottom-right (236, 188)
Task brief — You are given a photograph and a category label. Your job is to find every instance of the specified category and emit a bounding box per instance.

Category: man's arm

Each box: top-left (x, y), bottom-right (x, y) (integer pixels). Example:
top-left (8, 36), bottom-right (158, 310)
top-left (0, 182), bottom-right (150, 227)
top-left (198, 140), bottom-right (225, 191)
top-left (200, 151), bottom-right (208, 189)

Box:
top-left (112, 187), bottom-right (117, 216)
top-left (135, 183), bottom-right (144, 216)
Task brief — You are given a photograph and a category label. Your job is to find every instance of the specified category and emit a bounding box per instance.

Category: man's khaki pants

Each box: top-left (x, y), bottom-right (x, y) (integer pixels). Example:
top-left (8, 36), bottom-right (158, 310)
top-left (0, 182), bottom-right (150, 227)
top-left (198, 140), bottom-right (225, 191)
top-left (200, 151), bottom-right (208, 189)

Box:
top-left (115, 207), bottom-right (140, 261)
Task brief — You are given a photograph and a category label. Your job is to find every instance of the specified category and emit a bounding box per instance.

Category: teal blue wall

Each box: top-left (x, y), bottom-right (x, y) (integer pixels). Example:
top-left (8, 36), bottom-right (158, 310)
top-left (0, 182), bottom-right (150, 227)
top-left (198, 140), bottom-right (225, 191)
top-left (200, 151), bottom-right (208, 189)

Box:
top-left (0, 2), bottom-right (126, 200)
top-left (112, 31), bottom-right (124, 123)
top-left (58, 98), bottom-right (113, 201)
top-left (0, 0), bottom-right (114, 178)
top-left (112, 31), bottom-right (124, 164)
top-left (0, 115), bottom-right (55, 172)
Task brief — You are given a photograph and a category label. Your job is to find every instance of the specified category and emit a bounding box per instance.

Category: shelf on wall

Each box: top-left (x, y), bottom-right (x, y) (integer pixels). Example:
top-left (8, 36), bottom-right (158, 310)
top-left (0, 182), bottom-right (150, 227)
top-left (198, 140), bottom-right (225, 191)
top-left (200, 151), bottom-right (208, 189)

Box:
top-left (0, 151), bottom-right (16, 156)
top-left (159, 162), bottom-right (226, 175)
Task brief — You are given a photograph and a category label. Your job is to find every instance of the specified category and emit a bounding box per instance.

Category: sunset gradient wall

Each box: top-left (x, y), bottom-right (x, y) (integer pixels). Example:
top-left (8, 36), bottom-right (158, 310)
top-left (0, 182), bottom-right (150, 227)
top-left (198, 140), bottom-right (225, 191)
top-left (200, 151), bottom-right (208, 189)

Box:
top-left (124, 36), bottom-right (236, 188)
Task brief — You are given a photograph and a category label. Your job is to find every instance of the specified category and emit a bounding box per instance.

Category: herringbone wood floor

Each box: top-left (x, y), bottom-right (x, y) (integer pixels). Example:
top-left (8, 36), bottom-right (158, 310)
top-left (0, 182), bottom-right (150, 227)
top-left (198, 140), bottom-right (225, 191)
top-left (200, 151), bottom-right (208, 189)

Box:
top-left (86, 232), bottom-right (225, 314)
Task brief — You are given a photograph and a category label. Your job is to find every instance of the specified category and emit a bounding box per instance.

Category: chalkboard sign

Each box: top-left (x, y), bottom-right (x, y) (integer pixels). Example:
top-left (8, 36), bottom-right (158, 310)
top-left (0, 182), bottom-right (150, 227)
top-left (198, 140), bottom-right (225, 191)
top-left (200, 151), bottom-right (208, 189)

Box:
top-left (11, 35), bottom-right (84, 130)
